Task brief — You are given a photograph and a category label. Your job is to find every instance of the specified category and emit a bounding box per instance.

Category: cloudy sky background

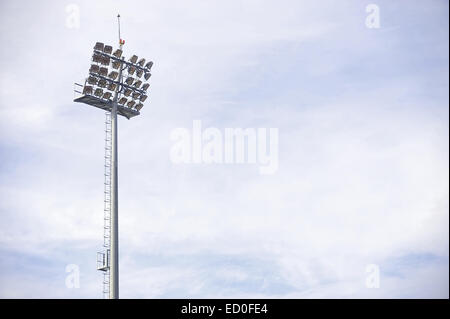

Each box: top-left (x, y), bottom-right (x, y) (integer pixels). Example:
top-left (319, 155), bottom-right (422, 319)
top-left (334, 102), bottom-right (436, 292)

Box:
top-left (0, 0), bottom-right (448, 298)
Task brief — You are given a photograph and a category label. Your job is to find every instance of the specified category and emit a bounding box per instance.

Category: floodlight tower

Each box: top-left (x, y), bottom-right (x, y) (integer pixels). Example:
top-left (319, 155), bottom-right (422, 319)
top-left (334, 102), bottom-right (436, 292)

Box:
top-left (73, 15), bottom-right (153, 299)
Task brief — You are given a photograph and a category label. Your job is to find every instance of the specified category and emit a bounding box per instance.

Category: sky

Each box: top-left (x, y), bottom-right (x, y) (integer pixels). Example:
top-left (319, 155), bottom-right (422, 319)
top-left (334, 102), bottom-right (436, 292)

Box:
top-left (0, 0), bottom-right (448, 298)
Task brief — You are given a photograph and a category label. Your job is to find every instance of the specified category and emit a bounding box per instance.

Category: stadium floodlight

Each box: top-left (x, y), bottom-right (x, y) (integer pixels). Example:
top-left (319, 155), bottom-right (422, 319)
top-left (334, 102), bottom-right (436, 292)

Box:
top-left (94, 42), bottom-right (104, 51)
top-left (98, 79), bottom-right (107, 88)
top-left (108, 71), bottom-right (119, 80)
top-left (107, 82), bottom-right (117, 91)
top-left (142, 83), bottom-right (150, 91)
top-left (73, 14), bottom-right (154, 300)
top-left (125, 76), bottom-right (134, 85)
top-left (112, 60), bottom-right (121, 69)
top-left (144, 72), bottom-right (151, 80)
top-left (93, 53), bottom-right (103, 63)
top-left (113, 49), bottom-right (122, 58)
top-left (129, 55), bottom-right (138, 63)
top-left (101, 55), bottom-right (110, 66)
top-left (137, 58), bottom-right (145, 67)
top-left (94, 88), bottom-right (103, 97)
top-left (83, 85), bottom-right (93, 95)
top-left (145, 61), bottom-right (153, 70)
top-left (133, 80), bottom-right (142, 88)
top-left (103, 91), bottom-right (112, 100)
top-left (128, 65), bottom-right (136, 75)
top-left (99, 67), bottom-right (108, 76)
top-left (88, 76), bottom-right (98, 85)
top-left (135, 103), bottom-right (143, 111)
top-left (90, 64), bottom-right (100, 73)
top-left (104, 45), bottom-right (113, 54)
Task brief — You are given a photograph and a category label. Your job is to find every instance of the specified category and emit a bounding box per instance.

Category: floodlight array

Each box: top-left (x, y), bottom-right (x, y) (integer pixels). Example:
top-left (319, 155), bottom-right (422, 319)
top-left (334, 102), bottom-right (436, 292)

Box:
top-left (81, 41), bottom-right (153, 113)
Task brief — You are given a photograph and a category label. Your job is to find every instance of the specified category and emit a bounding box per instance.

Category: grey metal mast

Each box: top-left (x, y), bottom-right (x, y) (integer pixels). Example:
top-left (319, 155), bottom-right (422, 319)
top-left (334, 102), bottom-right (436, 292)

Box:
top-left (110, 14), bottom-right (122, 299)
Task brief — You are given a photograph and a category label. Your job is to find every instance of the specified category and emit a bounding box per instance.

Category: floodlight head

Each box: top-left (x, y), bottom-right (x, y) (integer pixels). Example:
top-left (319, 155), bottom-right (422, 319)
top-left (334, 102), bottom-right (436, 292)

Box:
top-left (107, 82), bottom-right (117, 91)
top-left (139, 95), bottom-right (148, 102)
top-left (104, 45), bottom-right (113, 54)
top-left (94, 42), bottom-right (104, 51)
top-left (128, 66), bottom-right (136, 75)
top-left (118, 97), bottom-right (127, 105)
top-left (103, 92), bottom-right (112, 100)
top-left (129, 55), bottom-right (138, 64)
top-left (134, 80), bottom-right (142, 88)
top-left (94, 88), bottom-right (103, 97)
top-left (98, 79), bottom-right (107, 88)
top-left (135, 103), bottom-right (144, 111)
top-left (125, 77), bottom-right (134, 85)
top-left (132, 92), bottom-right (140, 99)
top-left (112, 60), bottom-right (121, 69)
top-left (144, 72), bottom-right (151, 80)
top-left (136, 69), bottom-right (143, 78)
top-left (101, 56), bottom-right (110, 66)
top-left (123, 89), bottom-right (132, 97)
top-left (137, 58), bottom-right (146, 67)
top-left (108, 71), bottom-right (119, 80)
top-left (83, 85), bottom-right (93, 95)
top-left (127, 100), bottom-right (136, 108)
top-left (145, 61), bottom-right (153, 70)
top-left (99, 67), bottom-right (108, 76)
top-left (92, 53), bottom-right (103, 63)
top-left (113, 49), bottom-right (122, 58)
top-left (142, 83), bottom-right (150, 91)
top-left (89, 64), bottom-right (100, 73)
top-left (88, 76), bottom-right (98, 85)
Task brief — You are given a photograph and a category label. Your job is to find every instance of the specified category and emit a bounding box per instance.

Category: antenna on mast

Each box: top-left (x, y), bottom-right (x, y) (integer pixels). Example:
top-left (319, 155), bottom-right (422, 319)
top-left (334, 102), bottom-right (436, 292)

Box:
top-left (118, 14), bottom-right (124, 49)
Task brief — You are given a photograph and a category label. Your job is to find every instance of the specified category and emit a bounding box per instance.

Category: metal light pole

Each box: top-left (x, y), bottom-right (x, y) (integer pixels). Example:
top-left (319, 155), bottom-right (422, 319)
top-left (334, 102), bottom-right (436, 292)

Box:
top-left (73, 14), bottom-right (153, 299)
top-left (110, 15), bottom-right (123, 299)
top-left (110, 56), bottom-right (121, 299)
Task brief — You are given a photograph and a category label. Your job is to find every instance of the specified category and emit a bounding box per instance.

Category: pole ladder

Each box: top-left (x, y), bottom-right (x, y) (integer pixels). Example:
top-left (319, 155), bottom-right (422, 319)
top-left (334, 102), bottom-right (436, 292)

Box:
top-left (101, 111), bottom-right (112, 298)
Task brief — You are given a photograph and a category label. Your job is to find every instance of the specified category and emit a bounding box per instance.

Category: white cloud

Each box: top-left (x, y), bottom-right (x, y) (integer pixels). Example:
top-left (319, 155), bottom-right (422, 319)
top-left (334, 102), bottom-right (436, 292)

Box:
top-left (0, 0), bottom-right (448, 298)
